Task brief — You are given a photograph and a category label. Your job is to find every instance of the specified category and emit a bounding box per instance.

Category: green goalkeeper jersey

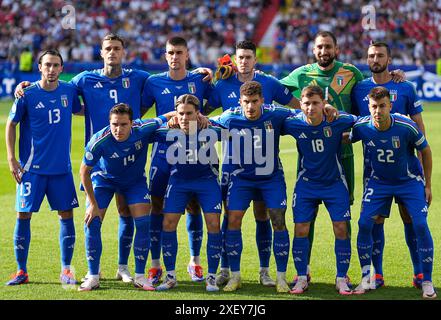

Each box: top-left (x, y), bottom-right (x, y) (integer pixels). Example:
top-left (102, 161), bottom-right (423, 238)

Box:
top-left (280, 60), bottom-right (364, 158)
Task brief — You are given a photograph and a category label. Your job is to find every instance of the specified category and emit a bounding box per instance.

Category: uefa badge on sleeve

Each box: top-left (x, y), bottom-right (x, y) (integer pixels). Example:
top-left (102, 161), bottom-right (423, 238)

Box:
top-left (323, 126), bottom-right (332, 138)
top-left (188, 82), bottom-right (196, 94)
top-left (122, 78), bottom-right (130, 89)
top-left (61, 95), bottom-right (68, 107)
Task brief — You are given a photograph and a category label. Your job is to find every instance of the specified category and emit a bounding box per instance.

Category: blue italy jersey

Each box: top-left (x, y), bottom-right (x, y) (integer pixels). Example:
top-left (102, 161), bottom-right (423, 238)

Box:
top-left (152, 123), bottom-right (223, 179)
top-left (351, 78), bottom-right (423, 116)
top-left (71, 68), bottom-right (150, 143)
top-left (214, 104), bottom-right (298, 180)
top-left (208, 71), bottom-right (293, 111)
top-left (351, 114), bottom-right (427, 183)
top-left (142, 71), bottom-right (213, 115)
top-left (282, 112), bottom-right (357, 183)
top-left (83, 117), bottom-right (165, 187)
top-left (9, 81), bottom-right (81, 175)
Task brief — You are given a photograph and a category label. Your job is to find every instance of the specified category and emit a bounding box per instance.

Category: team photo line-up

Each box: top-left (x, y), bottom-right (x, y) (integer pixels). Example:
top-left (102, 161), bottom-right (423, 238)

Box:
top-left (5, 30), bottom-right (436, 299)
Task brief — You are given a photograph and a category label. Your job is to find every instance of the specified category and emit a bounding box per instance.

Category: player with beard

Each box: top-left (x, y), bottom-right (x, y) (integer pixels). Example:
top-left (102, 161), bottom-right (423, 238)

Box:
top-left (351, 42), bottom-right (426, 290)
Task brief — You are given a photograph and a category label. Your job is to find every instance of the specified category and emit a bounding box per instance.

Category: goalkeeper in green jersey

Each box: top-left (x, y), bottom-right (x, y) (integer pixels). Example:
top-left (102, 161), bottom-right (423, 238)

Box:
top-left (280, 31), bottom-right (404, 286)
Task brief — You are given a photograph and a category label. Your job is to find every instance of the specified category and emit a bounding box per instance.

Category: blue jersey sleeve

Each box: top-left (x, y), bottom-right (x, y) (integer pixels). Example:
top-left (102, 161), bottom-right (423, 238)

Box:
top-left (9, 97), bottom-right (26, 123)
top-left (406, 82), bottom-right (423, 116)
top-left (70, 71), bottom-right (88, 95)
top-left (409, 122), bottom-right (428, 151)
top-left (71, 88), bottom-right (82, 114)
top-left (141, 78), bottom-right (156, 111)
top-left (83, 139), bottom-right (102, 168)
top-left (136, 117), bottom-right (165, 140)
top-left (271, 78), bottom-right (294, 105)
top-left (350, 84), bottom-right (361, 116)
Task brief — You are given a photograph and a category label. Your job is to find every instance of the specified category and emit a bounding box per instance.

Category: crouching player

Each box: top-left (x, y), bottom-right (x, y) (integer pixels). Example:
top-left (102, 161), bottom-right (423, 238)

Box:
top-left (79, 103), bottom-right (173, 291)
top-left (283, 85), bottom-right (354, 295)
top-left (153, 94), bottom-right (223, 292)
top-left (351, 87), bottom-right (436, 299)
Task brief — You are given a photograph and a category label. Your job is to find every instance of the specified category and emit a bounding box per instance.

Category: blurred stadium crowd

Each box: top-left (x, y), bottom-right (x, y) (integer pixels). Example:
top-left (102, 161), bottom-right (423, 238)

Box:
top-left (0, 0), bottom-right (440, 66)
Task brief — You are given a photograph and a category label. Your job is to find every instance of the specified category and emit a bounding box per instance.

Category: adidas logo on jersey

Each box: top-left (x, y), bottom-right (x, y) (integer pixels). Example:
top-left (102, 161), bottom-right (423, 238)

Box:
top-left (228, 92), bottom-right (237, 99)
top-left (280, 199), bottom-right (287, 206)
top-left (35, 102), bottom-right (45, 109)
top-left (110, 152), bottom-right (119, 158)
top-left (71, 198), bottom-right (78, 206)
top-left (214, 203), bottom-right (222, 210)
top-left (343, 210), bottom-right (351, 218)
top-left (93, 82), bottom-right (103, 88)
top-left (367, 141), bottom-right (376, 147)
top-left (422, 257), bottom-right (433, 263)
top-left (298, 132), bottom-right (308, 139)
top-left (363, 95), bottom-right (369, 101)
top-left (144, 194), bottom-right (151, 200)
top-left (161, 88), bottom-right (171, 95)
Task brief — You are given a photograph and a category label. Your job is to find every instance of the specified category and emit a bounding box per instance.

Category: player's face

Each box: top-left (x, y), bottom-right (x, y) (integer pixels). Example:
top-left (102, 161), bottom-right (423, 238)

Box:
top-left (38, 54), bottom-right (63, 83)
top-left (165, 44), bottom-right (189, 71)
top-left (369, 97), bottom-right (392, 125)
top-left (313, 36), bottom-right (338, 68)
top-left (176, 103), bottom-right (198, 133)
top-left (110, 113), bottom-right (132, 142)
top-left (367, 46), bottom-right (391, 74)
top-left (240, 94), bottom-right (264, 120)
top-left (235, 49), bottom-right (257, 75)
top-left (101, 40), bottom-right (125, 66)
top-left (301, 94), bottom-right (324, 121)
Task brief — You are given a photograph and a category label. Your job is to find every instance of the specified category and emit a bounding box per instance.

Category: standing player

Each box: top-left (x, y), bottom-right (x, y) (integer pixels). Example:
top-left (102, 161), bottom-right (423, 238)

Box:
top-left (206, 40), bottom-right (299, 287)
top-left (5, 50), bottom-right (81, 285)
top-left (282, 86), bottom-right (354, 295)
top-left (142, 37), bottom-right (214, 285)
top-left (351, 87), bottom-right (436, 299)
top-left (78, 104), bottom-right (173, 291)
top-left (214, 81), bottom-right (299, 293)
top-left (352, 42), bottom-right (426, 289)
top-left (279, 31), bottom-right (405, 283)
top-left (15, 34), bottom-right (151, 283)
top-left (152, 94), bottom-right (223, 292)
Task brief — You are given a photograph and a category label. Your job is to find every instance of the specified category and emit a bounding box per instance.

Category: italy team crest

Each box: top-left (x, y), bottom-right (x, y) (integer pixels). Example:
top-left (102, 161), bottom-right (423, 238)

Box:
top-left (61, 95), bottom-right (68, 107)
top-left (336, 76), bottom-right (344, 86)
top-left (264, 120), bottom-right (273, 131)
top-left (392, 136), bottom-right (400, 148)
top-left (188, 82), bottom-right (196, 94)
top-left (135, 140), bottom-right (142, 150)
top-left (122, 78), bottom-right (130, 88)
top-left (323, 126), bottom-right (332, 137)
top-left (390, 90), bottom-right (397, 102)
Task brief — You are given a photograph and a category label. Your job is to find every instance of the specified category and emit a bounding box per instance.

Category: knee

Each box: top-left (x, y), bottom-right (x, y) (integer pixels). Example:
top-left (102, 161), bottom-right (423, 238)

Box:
top-left (206, 216), bottom-right (220, 233)
top-left (295, 223), bottom-right (309, 238)
top-left (162, 216), bottom-right (177, 232)
top-left (333, 222), bottom-right (348, 239)
top-left (227, 214), bottom-right (242, 230)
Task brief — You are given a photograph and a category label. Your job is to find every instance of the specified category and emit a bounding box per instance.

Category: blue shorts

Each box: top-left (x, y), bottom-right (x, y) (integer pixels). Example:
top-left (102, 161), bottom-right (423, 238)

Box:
top-left (91, 175), bottom-right (150, 209)
top-left (361, 178), bottom-right (428, 220)
top-left (227, 172), bottom-right (287, 211)
top-left (221, 163), bottom-right (263, 202)
top-left (292, 178), bottom-right (351, 223)
top-left (163, 176), bottom-right (222, 214)
top-left (15, 171), bottom-right (78, 213)
top-left (149, 144), bottom-right (172, 198)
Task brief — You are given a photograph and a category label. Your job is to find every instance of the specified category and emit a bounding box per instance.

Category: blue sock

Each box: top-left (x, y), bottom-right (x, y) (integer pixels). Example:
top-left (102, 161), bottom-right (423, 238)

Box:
top-left (357, 218), bottom-right (374, 278)
top-left (413, 218), bottom-right (434, 282)
top-left (133, 215), bottom-right (151, 274)
top-left (220, 214), bottom-right (229, 269)
top-left (161, 231), bottom-right (178, 272)
top-left (273, 230), bottom-right (289, 273)
top-left (255, 219), bottom-right (272, 268)
top-left (149, 213), bottom-right (163, 261)
top-left (59, 217), bottom-right (75, 269)
top-left (404, 222), bottom-right (422, 275)
top-left (207, 232), bottom-right (222, 274)
top-left (118, 216), bottom-right (134, 265)
top-left (292, 237), bottom-right (309, 276)
top-left (371, 223), bottom-right (385, 276)
top-left (335, 238), bottom-right (351, 278)
top-left (225, 230), bottom-right (242, 272)
top-left (14, 218), bottom-right (31, 273)
top-left (84, 217), bottom-right (102, 275)
top-left (186, 213), bottom-right (203, 258)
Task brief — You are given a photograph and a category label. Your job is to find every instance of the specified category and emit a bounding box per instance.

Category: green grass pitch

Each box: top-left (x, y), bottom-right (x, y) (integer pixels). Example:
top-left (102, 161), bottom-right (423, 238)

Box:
top-left (0, 99), bottom-right (440, 300)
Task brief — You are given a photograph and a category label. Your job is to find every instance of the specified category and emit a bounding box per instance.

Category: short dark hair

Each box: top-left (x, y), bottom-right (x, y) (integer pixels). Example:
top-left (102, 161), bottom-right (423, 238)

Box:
top-left (175, 94), bottom-right (200, 110)
top-left (314, 31), bottom-right (337, 46)
top-left (236, 40), bottom-right (257, 55)
top-left (102, 33), bottom-right (125, 48)
top-left (167, 36), bottom-right (188, 48)
top-left (109, 103), bottom-right (133, 120)
top-left (368, 86), bottom-right (390, 101)
top-left (301, 85), bottom-right (324, 100)
top-left (368, 41), bottom-right (391, 57)
top-left (38, 50), bottom-right (64, 66)
top-left (240, 81), bottom-right (262, 97)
